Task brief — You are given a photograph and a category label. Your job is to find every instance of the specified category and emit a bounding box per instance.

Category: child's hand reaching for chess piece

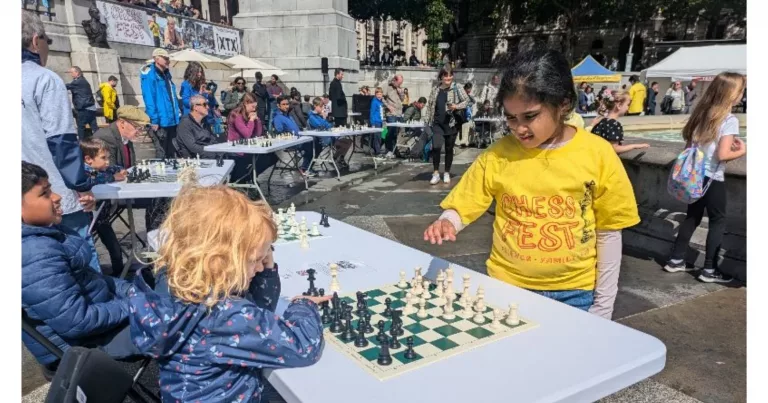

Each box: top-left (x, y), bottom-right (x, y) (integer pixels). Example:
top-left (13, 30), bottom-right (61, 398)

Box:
top-left (423, 218), bottom-right (457, 245)
top-left (113, 170), bottom-right (127, 182)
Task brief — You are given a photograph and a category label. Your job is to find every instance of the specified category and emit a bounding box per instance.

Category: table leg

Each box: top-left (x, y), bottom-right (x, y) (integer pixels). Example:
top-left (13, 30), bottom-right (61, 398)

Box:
top-left (251, 154), bottom-right (268, 202)
top-left (120, 199), bottom-right (137, 280)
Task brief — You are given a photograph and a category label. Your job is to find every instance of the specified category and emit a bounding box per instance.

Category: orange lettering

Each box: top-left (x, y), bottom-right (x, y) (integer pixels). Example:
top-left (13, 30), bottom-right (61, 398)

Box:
top-left (510, 195), bottom-right (530, 217)
top-left (517, 221), bottom-right (537, 249)
top-left (565, 196), bottom-right (577, 219)
top-left (548, 195), bottom-right (565, 219)
top-left (501, 194), bottom-right (513, 213)
top-left (555, 221), bottom-right (579, 249)
top-left (532, 196), bottom-right (547, 219)
top-left (538, 222), bottom-right (563, 252)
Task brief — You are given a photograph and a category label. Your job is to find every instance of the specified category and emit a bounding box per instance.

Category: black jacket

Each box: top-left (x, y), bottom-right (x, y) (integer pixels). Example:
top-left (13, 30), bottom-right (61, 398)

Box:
top-left (174, 115), bottom-right (219, 159)
top-left (252, 82), bottom-right (270, 120)
top-left (93, 123), bottom-right (136, 168)
top-left (65, 76), bottom-right (96, 110)
top-left (329, 78), bottom-right (347, 118)
top-left (289, 101), bottom-right (307, 129)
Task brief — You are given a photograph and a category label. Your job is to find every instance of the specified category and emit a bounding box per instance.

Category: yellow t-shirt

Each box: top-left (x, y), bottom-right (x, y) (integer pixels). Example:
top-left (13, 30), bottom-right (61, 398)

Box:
top-left (149, 21), bottom-right (160, 37)
top-left (628, 82), bottom-right (646, 114)
top-left (440, 127), bottom-right (640, 291)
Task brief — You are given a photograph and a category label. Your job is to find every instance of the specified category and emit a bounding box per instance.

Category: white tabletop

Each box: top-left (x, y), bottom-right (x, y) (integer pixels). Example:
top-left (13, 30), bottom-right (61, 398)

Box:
top-left (473, 117), bottom-right (504, 123)
top-left (300, 128), bottom-right (382, 138)
top-left (386, 122), bottom-right (426, 128)
top-left (91, 159), bottom-right (234, 200)
top-left (204, 136), bottom-right (313, 155)
top-left (349, 112), bottom-right (362, 117)
top-left (267, 212), bottom-right (666, 403)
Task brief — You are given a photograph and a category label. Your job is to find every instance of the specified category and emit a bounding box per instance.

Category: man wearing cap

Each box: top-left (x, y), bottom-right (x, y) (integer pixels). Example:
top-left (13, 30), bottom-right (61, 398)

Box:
top-left (141, 48), bottom-right (180, 159)
top-left (22, 10), bottom-right (100, 271)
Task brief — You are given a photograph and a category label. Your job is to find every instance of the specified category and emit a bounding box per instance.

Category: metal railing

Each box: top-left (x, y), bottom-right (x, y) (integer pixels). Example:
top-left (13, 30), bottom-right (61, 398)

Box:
top-left (21, 0), bottom-right (55, 21)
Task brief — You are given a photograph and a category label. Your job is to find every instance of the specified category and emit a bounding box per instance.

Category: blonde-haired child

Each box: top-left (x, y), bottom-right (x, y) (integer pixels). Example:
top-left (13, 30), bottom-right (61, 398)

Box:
top-left (424, 47), bottom-right (640, 319)
top-left (590, 90), bottom-right (650, 154)
top-left (128, 185), bottom-right (330, 402)
top-left (664, 72), bottom-right (746, 283)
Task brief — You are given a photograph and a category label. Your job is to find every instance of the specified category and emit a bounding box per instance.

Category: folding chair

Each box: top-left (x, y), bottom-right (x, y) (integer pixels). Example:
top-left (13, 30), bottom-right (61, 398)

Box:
top-left (22, 310), bottom-right (160, 403)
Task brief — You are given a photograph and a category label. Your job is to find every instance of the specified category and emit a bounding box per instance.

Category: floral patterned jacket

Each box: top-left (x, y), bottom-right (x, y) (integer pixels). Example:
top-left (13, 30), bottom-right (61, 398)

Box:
top-left (127, 268), bottom-right (324, 403)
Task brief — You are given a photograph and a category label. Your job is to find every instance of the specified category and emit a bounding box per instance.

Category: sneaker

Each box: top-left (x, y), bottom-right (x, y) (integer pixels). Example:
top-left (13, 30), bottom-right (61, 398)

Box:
top-left (299, 169), bottom-right (316, 178)
top-left (385, 151), bottom-right (395, 159)
top-left (443, 172), bottom-right (451, 184)
top-left (663, 260), bottom-right (696, 273)
top-left (698, 269), bottom-right (733, 283)
top-left (429, 173), bottom-right (441, 185)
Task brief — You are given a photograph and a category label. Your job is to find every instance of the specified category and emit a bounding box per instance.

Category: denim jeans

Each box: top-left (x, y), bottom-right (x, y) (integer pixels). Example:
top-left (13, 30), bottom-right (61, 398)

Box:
top-left (530, 289), bottom-right (594, 311)
top-left (60, 210), bottom-right (102, 273)
top-left (75, 109), bottom-right (98, 140)
top-left (384, 116), bottom-right (402, 152)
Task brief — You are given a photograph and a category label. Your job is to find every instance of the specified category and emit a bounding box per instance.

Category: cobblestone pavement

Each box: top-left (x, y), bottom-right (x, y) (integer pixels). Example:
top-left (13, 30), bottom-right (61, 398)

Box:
top-left (22, 142), bottom-right (745, 403)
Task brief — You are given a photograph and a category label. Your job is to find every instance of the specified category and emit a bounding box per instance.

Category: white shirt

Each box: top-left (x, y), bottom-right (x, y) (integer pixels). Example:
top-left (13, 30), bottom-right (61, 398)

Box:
top-left (702, 114), bottom-right (739, 181)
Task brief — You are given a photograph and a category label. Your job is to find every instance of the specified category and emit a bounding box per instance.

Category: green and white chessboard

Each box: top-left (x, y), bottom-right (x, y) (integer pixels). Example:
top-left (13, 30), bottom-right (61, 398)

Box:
top-left (323, 282), bottom-right (538, 381)
top-left (273, 216), bottom-right (328, 245)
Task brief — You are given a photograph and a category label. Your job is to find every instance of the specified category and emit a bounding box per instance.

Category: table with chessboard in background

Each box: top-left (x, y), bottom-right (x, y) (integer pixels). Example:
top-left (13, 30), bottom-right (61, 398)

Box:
top-left (91, 158), bottom-right (234, 278)
top-left (204, 135), bottom-right (314, 203)
top-left (300, 127), bottom-right (384, 179)
top-left (268, 211), bottom-right (666, 403)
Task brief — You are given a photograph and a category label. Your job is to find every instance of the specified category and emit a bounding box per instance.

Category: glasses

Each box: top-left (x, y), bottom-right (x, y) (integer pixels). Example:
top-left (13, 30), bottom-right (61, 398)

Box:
top-left (130, 123), bottom-right (148, 134)
top-left (195, 102), bottom-right (209, 107)
top-left (39, 34), bottom-right (53, 45)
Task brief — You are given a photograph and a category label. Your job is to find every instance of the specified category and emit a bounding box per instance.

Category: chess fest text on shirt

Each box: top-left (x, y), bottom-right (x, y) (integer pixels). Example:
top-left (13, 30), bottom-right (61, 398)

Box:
top-left (440, 127), bottom-right (640, 291)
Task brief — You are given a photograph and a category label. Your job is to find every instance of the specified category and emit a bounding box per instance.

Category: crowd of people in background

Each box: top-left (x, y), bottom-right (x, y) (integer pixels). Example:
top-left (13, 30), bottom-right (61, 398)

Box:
top-left (116, 0), bottom-right (232, 25)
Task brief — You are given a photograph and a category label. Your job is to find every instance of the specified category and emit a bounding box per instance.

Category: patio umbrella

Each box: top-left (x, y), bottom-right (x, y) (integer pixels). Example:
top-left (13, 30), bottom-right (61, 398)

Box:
top-left (167, 48), bottom-right (234, 70)
top-left (225, 55), bottom-right (286, 78)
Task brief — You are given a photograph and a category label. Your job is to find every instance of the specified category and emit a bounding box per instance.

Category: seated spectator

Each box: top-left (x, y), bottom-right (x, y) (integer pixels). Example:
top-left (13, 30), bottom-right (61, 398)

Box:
top-left (22, 161), bottom-right (140, 376)
top-left (273, 95), bottom-right (315, 177)
top-left (174, 94), bottom-right (219, 159)
top-left (227, 93), bottom-right (277, 182)
top-left (301, 94), bottom-right (312, 117)
top-left (403, 97), bottom-right (427, 122)
top-left (308, 97), bottom-right (351, 168)
top-left (80, 138), bottom-right (127, 277)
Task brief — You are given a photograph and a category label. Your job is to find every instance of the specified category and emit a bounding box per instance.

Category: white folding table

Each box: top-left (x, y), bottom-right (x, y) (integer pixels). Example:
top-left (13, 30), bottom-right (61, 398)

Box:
top-left (266, 211), bottom-right (667, 403)
top-left (473, 117), bottom-right (506, 147)
top-left (300, 128), bottom-right (383, 179)
top-left (91, 159), bottom-right (234, 278)
top-left (204, 137), bottom-right (313, 202)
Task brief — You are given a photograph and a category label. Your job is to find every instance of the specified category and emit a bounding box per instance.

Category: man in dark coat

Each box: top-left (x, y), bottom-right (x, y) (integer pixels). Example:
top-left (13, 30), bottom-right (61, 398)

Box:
top-left (252, 71), bottom-right (270, 123)
top-left (66, 66), bottom-right (99, 140)
top-left (328, 68), bottom-right (348, 127)
top-left (174, 95), bottom-right (220, 159)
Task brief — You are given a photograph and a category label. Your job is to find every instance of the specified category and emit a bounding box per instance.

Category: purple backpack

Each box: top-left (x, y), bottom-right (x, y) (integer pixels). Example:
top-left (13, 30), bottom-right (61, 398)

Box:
top-left (667, 145), bottom-right (716, 204)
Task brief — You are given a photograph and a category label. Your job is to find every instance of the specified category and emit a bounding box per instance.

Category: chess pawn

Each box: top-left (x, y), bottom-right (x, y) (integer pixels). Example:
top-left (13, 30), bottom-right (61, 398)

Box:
top-left (506, 303), bottom-right (520, 326)
top-left (490, 309), bottom-right (503, 329)
top-left (416, 297), bottom-right (428, 319)
top-left (442, 293), bottom-right (456, 320)
top-left (473, 304), bottom-right (486, 324)
top-left (420, 280), bottom-right (431, 299)
top-left (403, 294), bottom-right (416, 315)
top-left (300, 233), bottom-right (309, 249)
top-left (462, 301), bottom-right (474, 318)
top-left (411, 277), bottom-right (422, 296)
top-left (397, 271), bottom-right (408, 288)
top-left (311, 223), bottom-right (321, 236)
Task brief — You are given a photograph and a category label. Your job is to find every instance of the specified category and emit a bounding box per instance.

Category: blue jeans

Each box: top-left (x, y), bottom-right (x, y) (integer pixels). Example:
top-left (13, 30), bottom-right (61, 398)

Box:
top-left (299, 141), bottom-right (315, 171)
top-left (75, 109), bottom-right (98, 140)
top-left (530, 290), bottom-right (594, 311)
top-left (384, 116), bottom-right (402, 152)
top-left (60, 210), bottom-right (102, 273)
top-left (371, 123), bottom-right (383, 154)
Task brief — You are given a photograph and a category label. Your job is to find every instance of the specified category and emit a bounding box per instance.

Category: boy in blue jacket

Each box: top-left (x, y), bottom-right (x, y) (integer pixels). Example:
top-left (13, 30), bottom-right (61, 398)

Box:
top-left (21, 161), bottom-right (140, 375)
top-left (127, 185), bottom-right (329, 403)
top-left (369, 87), bottom-right (385, 155)
top-left (307, 97), bottom-right (351, 169)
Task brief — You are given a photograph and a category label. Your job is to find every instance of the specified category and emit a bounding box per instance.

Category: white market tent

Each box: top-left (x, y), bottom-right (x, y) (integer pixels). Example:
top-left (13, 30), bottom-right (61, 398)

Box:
top-left (643, 44), bottom-right (746, 81)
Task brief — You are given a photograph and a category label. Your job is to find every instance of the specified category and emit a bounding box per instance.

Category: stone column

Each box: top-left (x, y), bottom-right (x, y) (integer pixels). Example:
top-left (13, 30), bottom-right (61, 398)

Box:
top-left (234, 0), bottom-right (359, 98)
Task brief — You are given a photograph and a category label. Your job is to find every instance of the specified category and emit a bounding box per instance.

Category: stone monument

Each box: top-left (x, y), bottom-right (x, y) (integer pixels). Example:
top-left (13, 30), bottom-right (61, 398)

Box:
top-left (81, 2), bottom-right (110, 49)
top-left (234, 0), bottom-right (359, 97)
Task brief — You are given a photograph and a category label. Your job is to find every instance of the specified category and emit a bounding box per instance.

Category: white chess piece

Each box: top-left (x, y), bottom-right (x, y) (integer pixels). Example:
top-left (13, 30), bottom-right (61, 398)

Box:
top-left (290, 202), bottom-right (296, 213)
top-left (277, 225), bottom-right (284, 236)
top-left (444, 276), bottom-right (454, 298)
top-left (476, 285), bottom-right (485, 300)
top-left (462, 300), bottom-right (474, 318)
top-left (300, 233), bottom-right (309, 249)
top-left (435, 272), bottom-right (445, 298)
top-left (490, 309), bottom-right (503, 329)
top-left (403, 293), bottom-right (415, 315)
top-left (506, 303), bottom-right (520, 326)
top-left (442, 293), bottom-right (456, 320)
top-left (421, 280), bottom-right (431, 299)
top-left (329, 264), bottom-right (340, 293)
top-left (311, 223), bottom-right (320, 236)
top-left (398, 271), bottom-right (408, 288)
top-left (411, 277), bottom-right (422, 296)
top-left (417, 297), bottom-right (428, 319)
top-left (473, 304), bottom-right (486, 324)
top-left (474, 293), bottom-right (486, 313)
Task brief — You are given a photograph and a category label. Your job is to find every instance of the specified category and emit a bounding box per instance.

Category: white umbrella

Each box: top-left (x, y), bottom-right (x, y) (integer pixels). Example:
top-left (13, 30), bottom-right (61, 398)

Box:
top-left (224, 55), bottom-right (286, 78)
top-left (167, 49), bottom-right (233, 70)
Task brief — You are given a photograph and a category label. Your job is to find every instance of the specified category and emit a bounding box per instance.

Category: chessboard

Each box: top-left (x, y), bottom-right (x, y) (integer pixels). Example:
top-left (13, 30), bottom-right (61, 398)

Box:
top-left (319, 269), bottom-right (539, 381)
top-left (273, 205), bottom-right (330, 245)
top-left (228, 133), bottom-right (300, 148)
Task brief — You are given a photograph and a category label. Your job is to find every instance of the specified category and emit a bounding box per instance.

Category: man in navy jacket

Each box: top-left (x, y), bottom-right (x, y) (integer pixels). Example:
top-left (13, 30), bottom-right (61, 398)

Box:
top-left (66, 66), bottom-right (99, 140)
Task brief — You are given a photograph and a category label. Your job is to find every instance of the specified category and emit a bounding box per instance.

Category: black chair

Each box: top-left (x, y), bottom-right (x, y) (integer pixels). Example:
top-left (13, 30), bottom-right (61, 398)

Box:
top-left (22, 310), bottom-right (159, 403)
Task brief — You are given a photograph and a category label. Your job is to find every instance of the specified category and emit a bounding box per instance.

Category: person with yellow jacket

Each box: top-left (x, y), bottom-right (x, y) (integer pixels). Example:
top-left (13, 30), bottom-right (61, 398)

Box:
top-left (99, 76), bottom-right (119, 123)
top-left (423, 48), bottom-right (640, 320)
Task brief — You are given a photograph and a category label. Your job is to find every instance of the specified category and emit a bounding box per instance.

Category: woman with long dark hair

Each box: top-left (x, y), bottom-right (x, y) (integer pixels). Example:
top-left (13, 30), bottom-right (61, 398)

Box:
top-left (227, 93), bottom-right (276, 183)
top-left (422, 67), bottom-right (469, 185)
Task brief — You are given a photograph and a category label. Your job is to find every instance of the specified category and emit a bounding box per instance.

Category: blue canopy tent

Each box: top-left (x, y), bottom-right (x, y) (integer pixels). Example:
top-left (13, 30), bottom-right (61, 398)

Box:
top-left (571, 55), bottom-right (621, 83)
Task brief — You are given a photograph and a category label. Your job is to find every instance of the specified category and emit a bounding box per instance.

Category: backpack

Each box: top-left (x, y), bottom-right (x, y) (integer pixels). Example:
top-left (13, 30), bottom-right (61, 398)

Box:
top-left (660, 95), bottom-right (673, 114)
top-left (667, 145), bottom-right (716, 204)
top-left (422, 137), bottom-right (432, 162)
top-left (93, 89), bottom-right (104, 105)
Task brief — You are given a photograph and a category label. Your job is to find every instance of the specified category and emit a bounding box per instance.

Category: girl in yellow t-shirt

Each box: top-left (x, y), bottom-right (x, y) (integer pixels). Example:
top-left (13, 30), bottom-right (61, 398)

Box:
top-left (423, 47), bottom-right (640, 318)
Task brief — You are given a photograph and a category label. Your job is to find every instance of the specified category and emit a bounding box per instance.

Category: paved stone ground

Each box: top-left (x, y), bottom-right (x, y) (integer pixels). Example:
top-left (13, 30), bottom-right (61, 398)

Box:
top-left (22, 143), bottom-right (745, 402)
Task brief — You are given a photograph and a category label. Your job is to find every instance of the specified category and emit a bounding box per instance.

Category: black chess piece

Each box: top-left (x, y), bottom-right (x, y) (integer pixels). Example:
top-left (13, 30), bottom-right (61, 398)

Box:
top-left (340, 308), bottom-right (357, 342)
top-left (404, 337), bottom-right (416, 360)
top-left (390, 334), bottom-right (401, 349)
top-left (321, 302), bottom-right (331, 325)
top-left (390, 311), bottom-right (404, 336)
top-left (305, 268), bottom-right (317, 296)
top-left (329, 309), bottom-right (343, 333)
top-left (354, 320), bottom-right (369, 348)
top-left (376, 320), bottom-right (387, 343)
top-left (383, 298), bottom-right (392, 318)
top-left (377, 336), bottom-right (393, 366)
top-left (320, 207), bottom-right (330, 228)
top-left (363, 313), bottom-right (374, 334)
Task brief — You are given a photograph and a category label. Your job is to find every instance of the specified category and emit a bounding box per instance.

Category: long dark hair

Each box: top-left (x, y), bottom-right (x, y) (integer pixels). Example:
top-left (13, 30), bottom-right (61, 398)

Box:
top-left (183, 62), bottom-right (206, 90)
top-left (228, 92), bottom-right (257, 122)
top-left (496, 46), bottom-right (576, 119)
